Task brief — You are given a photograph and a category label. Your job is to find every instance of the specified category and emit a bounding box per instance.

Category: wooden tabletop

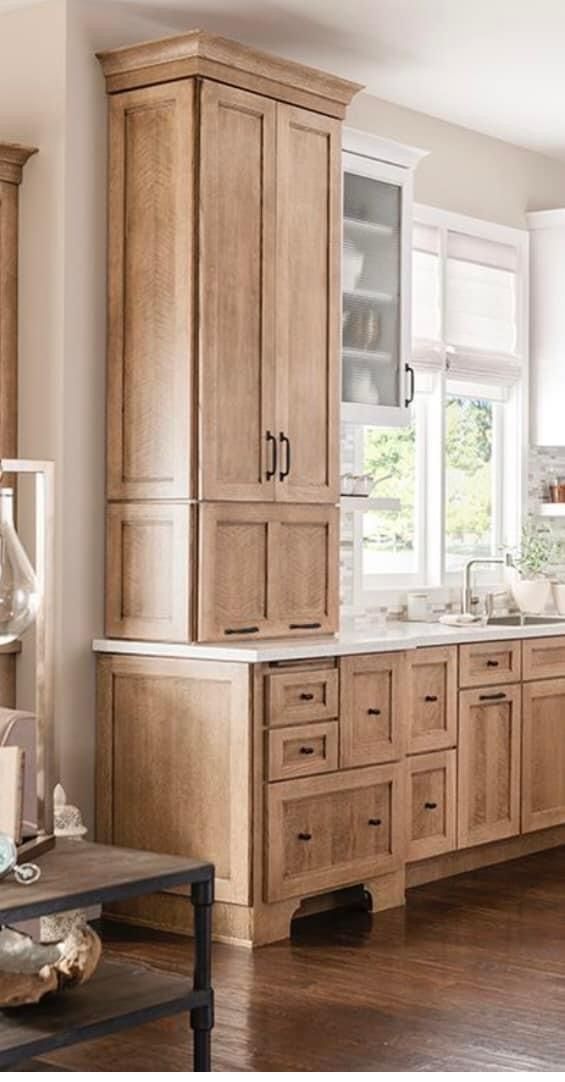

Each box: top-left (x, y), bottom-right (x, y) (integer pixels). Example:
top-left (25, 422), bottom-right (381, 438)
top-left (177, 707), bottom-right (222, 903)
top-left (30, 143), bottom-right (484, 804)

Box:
top-left (0, 839), bottom-right (213, 923)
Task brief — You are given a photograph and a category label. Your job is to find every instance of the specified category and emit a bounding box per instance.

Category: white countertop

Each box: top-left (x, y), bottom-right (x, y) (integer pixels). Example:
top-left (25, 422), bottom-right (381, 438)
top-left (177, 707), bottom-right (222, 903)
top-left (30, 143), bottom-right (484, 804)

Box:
top-left (92, 617), bottom-right (565, 663)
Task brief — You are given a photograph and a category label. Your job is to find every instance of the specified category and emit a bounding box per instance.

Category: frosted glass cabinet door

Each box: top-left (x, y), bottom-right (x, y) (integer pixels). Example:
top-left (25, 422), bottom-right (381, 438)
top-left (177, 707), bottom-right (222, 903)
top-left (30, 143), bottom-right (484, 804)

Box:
top-left (342, 148), bottom-right (414, 427)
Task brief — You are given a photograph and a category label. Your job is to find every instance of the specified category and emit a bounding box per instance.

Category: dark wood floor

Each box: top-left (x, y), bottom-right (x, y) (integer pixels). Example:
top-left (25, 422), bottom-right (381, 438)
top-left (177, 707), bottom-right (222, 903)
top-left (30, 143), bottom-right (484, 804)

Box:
top-left (30, 846), bottom-right (565, 1071)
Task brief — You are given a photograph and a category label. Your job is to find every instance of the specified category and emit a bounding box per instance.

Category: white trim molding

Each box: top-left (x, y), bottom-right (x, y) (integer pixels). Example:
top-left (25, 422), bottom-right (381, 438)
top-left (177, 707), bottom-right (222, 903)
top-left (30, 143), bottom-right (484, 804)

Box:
top-left (343, 127), bottom-right (429, 170)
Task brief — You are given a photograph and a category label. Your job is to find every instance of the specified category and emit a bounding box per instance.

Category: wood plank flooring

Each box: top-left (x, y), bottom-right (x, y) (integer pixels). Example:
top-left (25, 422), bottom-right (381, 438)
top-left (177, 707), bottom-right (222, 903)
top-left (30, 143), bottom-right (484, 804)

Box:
top-left (28, 846), bottom-right (565, 1071)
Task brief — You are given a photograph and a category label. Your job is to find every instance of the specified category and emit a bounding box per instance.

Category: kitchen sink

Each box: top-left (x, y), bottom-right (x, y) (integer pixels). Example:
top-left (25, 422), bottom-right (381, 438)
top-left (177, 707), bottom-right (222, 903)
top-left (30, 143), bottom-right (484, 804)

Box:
top-left (486, 614), bottom-right (565, 626)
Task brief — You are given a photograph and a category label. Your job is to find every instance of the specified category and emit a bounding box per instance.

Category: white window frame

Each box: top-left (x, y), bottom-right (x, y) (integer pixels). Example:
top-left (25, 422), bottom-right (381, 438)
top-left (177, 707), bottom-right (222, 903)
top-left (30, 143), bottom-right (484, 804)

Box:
top-left (350, 205), bottom-right (529, 609)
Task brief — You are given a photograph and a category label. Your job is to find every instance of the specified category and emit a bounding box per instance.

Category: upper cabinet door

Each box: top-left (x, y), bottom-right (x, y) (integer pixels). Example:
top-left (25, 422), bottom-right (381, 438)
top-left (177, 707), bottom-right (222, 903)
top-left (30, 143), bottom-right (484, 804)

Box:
top-left (199, 82), bottom-right (277, 502)
top-left (275, 105), bottom-right (341, 503)
top-left (107, 82), bottom-right (194, 500)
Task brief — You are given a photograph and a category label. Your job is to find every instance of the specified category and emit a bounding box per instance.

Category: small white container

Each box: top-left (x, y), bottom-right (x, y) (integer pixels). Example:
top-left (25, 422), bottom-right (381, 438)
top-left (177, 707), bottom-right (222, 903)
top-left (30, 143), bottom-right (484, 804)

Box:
top-left (553, 582), bottom-right (565, 614)
top-left (406, 592), bottom-right (431, 622)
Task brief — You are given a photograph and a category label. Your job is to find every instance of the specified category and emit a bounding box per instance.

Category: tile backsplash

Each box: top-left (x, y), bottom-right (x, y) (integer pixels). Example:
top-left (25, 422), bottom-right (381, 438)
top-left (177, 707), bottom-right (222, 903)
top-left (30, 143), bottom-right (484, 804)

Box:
top-left (340, 432), bottom-right (565, 617)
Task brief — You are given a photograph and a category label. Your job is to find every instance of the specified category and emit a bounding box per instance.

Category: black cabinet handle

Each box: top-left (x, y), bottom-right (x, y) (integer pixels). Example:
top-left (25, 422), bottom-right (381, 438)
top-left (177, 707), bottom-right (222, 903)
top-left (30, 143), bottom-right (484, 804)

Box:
top-left (479, 691), bottom-right (506, 701)
top-left (404, 363), bottom-right (415, 407)
top-left (300, 692), bottom-right (314, 701)
top-left (289, 622), bottom-right (322, 630)
top-left (224, 626), bottom-right (259, 636)
top-left (368, 818), bottom-right (382, 827)
top-left (424, 695), bottom-right (438, 703)
top-left (367, 707), bottom-right (381, 716)
top-left (486, 659), bottom-right (500, 668)
top-left (299, 746), bottom-right (315, 756)
top-left (424, 801), bottom-right (438, 810)
top-left (265, 430), bottom-right (277, 480)
top-left (297, 832), bottom-right (312, 841)
top-left (279, 431), bottom-right (291, 481)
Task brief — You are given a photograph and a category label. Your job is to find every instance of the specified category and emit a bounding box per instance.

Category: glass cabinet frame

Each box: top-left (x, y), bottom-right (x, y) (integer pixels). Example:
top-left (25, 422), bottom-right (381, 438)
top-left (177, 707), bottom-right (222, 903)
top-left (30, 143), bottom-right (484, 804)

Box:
top-left (341, 129), bottom-right (426, 428)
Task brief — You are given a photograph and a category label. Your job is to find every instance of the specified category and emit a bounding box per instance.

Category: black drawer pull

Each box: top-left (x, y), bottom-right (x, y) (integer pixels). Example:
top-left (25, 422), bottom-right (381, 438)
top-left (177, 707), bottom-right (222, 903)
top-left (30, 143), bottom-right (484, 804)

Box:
top-left (479, 691), bottom-right (506, 701)
top-left (265, 430), bottom-right (277, 480)
top-left (486, 659), bottom-right (500, 667)
top-left (299, 746), bottom-right (315, 755)
top-left (299, 692), bottom-right (314, 701)
top-left (367, 707), bottom-right (381, 716)
top-left (279, 431), bottom-right (291, 481)
top-left (424, 694), bottom-right (438, 703)
top-left (424, 801), bottom-right (438, 810)
top-left (224, 626), bottom-right (259, 635)
top-left (297, 832), bottom-right (312, 841)
top-left (368, 818), bottom-right (382, 827)
top-left (289, 622), bottom-right (322, 630)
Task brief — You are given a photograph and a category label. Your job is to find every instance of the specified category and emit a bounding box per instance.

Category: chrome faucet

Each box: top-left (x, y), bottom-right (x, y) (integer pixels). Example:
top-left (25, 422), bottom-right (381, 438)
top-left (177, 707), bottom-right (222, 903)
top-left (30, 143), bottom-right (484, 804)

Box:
top-left (462, 554), bottom-right (512, 616)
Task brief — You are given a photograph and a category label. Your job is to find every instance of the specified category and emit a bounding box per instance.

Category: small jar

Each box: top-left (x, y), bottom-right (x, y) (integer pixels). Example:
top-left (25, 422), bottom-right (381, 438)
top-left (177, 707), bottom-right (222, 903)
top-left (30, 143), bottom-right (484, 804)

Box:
top-left (406, 592), bottom-right (431, 622)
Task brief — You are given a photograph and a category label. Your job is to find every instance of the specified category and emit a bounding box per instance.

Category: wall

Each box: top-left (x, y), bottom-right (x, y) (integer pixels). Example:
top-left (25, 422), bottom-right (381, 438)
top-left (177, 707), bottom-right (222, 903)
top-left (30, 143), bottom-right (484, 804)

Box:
top-left (347, 92), bottom-right (565, 229)
top-left (3, 2), bottom-right (565, 818)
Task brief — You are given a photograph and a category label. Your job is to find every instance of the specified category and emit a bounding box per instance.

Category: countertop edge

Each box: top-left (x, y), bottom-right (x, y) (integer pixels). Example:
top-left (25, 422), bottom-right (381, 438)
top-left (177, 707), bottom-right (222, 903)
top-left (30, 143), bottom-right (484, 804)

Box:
top-left (92, 620), bottom-right (565, 663)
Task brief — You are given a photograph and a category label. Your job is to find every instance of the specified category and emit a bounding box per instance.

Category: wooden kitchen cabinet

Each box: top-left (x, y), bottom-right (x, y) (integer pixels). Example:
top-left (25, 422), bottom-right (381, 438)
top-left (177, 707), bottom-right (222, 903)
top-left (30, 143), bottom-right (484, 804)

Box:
top-left (459, 640), bottom-right (521, 688)
top-left (407, 646), bottom-right (457, 753)
top-left (198, 502), bottom-right (338, 641)
top-left (458, 684), bottom-right (521, 848)
top-left (266, 721), bottom-right (339, 781)
top-left (522, 636), bottom-right (565, 681)
top-left (339, 652), bottom-right (405, 768)
top-left (266, 763), bottom-right (403, 902)
top-left (100, 33), bottom-right (359, 643)
top-left (522, 678), bottom-right (565, 832)
top-left (96, 655), bottom-right (251, 906)
top-left (265, 667), bottom-right (339, 727)
top-left (406, 750), bottom-right (456, 862)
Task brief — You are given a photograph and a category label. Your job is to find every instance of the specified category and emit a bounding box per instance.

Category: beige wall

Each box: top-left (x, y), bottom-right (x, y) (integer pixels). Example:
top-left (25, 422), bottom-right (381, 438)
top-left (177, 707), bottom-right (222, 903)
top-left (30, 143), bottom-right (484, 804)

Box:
top-left (347, 92), bottom-right (565, 227)
top-left (2, 1), bottom-right (565, 828)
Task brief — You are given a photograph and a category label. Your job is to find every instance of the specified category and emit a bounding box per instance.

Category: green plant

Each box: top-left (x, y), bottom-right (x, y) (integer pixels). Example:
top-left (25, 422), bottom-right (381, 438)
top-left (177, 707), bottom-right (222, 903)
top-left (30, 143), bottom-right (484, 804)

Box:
top-left (511, 519), bottom-right (556, 579)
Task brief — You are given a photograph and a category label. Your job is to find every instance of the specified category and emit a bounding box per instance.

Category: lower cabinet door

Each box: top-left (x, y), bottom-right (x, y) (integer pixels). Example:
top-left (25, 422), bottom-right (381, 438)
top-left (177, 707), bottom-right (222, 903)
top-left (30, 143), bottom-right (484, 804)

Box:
top-left (198, 502), bottom-right (338, 641)
top-left (406, 750), bottom-right (456, 862)
top-left (407, 647), bottom-right (457, 754)
top-left (339, 653), bottom-right (405, 767)
top-left (266, 764), bottom-right (403, 902)
top-left (458, 685), bottom-right (521, 849)
top-left (522, 678), bottom-right (565, 832)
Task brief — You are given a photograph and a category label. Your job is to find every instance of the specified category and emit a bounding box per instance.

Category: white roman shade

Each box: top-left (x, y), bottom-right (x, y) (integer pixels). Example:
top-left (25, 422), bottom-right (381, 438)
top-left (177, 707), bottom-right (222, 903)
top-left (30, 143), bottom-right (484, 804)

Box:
top-left (412, 213), bottom-right (526, 387)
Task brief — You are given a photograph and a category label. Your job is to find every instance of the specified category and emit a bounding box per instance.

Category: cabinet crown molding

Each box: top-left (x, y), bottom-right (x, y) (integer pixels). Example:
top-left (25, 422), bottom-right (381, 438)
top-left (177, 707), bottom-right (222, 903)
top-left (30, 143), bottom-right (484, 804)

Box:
top-left (0, 143), bottom-right (37, 185)
top-left (96, 29), bottom-right (362, 117)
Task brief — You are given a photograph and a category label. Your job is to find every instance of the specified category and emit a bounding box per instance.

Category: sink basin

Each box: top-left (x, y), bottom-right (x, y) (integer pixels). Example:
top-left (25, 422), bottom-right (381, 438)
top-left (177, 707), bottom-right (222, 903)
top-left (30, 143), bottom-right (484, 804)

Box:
top-left (486, 614), bottom-right (565, 626)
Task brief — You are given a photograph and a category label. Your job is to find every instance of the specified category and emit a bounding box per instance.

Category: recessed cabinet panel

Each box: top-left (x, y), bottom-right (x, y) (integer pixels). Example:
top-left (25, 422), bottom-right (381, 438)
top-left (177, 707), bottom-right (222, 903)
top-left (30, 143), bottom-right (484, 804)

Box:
top-left (106, 502), bottom-right (191, 642)
top-left (407, 750), bottom-right (456, 862)
top-left (522, 679), bottom-right (565, 832)
top-left (458, 684), bottom-right (521, 849)
top-left (199, 82), bottom-right (277, 502)
top-left (198, 503), bottom-right (338, 641)
top-left (265, 668), bottom-right (338, 727)
top-left (459, 641), bottom-right (521, 688)
top-left (107, 82), bottom-right (194, 500)
top-left (267, 721), bottom-right (338, 781)
top-left (408, 647), bottom-right (458, 753)
top-left (523, 637), bottom-right (565, 681)
top-left (266, 764), bottom-right (402, 901)
top-left (275, 106), bottom-right (340, 503)
top-left (340, 652), bottom-right (405, 767)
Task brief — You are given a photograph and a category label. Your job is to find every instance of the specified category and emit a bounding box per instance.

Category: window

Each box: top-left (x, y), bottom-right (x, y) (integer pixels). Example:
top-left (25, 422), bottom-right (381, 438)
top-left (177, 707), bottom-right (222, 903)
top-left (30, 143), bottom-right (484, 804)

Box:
top-left (347, 207), bottom-right (528, 605)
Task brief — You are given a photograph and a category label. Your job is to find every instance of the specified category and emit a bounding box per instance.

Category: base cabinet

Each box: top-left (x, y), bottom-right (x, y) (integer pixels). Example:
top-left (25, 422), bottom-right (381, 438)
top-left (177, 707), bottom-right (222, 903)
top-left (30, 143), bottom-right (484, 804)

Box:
top-left (458, 684), bottom-right (521, 849)
top-left (522, 678), bottom-right (565, 833)
top-left (339, 653), bottom-right (405, 767)
top-left (266, 764), bottom-right (403, 902)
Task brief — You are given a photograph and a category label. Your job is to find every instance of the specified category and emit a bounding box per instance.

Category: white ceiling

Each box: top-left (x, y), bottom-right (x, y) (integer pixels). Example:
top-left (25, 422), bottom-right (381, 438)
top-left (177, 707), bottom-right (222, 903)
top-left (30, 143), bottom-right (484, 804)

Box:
top-left (93, 0), bottom-right (565, 161)
top-left (3, 0), bottom-right (565, 159)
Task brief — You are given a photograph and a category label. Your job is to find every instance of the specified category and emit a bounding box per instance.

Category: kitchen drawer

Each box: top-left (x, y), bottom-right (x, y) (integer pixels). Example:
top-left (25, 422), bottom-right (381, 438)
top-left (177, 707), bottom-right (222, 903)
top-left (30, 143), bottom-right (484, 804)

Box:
top-left (267, 721), bottom-right (338, 781)
top-left (523, 637), bottom-right (565, 681)
top-left (339, 652), bottom-right (405, 767)
top-left (265, 668), bottom-right (338, 727)
top-left (407, 646), bottom-right (457, 753)
top-left (406, 750), bottom-right (456, 862)
top-left (459, 640), bottom-right (521, 688)
top-left (266, 764), bottom-right (403, 902)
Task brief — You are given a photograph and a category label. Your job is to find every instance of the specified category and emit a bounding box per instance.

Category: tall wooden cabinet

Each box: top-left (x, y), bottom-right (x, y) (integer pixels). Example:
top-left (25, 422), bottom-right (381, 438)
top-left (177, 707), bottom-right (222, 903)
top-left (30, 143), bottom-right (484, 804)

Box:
top-left (99, 32), bottom-right (360, 643)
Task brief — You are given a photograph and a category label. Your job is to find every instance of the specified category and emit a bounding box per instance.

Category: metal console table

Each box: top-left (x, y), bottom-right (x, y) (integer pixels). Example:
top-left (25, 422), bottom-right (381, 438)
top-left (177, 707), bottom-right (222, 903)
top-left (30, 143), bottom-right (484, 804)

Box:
top-left (0, 840), bottom-right (214, 1071)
